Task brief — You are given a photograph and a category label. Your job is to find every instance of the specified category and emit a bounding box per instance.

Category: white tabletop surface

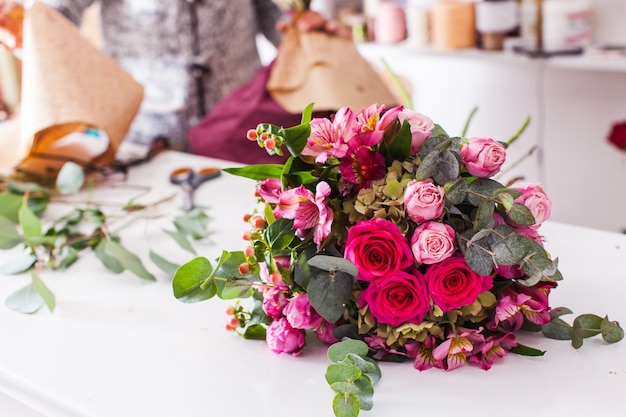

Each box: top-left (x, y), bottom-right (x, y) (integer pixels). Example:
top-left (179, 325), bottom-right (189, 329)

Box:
top-left (0, 151), bottom-right (625, 417)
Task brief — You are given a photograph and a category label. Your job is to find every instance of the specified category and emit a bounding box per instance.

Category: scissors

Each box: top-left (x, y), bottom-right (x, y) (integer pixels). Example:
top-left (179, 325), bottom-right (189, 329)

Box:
top-left (169, 166), bottom-right (221, 211)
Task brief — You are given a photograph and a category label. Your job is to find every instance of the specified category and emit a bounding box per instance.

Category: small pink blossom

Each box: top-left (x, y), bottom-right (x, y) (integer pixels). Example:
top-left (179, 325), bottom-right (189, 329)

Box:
top-left (301, 107), bottom-right (355, 163)
top-left (256, 178), bottom-right (282, 204)
top-left (460, 137), bottom-right (507, 178)
top-left (398, 109), bottom-right (434, 154)
top-left (404, 179), bottom-right (446, 223)
top-left (410, 221), bottom-right (456, 264)
top-left (284, 293), bottom-right (323, 330)
top-left (266, 317), bottom-right (306, 356)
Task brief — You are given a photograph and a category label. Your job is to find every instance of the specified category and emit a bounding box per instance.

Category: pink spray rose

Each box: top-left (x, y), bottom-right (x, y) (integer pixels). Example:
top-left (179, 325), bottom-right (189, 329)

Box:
top-left (425, 256), bottom-right (493, 312)
top-left (508, 182), bottom-right (552, 228)
top-left (284, 293), bottom-right (323, 330)
top-left (410, 221), bottom-right (456, 264)
top-left (266, 317), bottom-right (306, 356)
top-left (261, 284), bottom-right (289, 318)
top-left (315, 320), bottom-right (340, 344)
top-left (398, 109), bottom-right (434, 154)
top-left (344, 218), bottom-right (414, 281)
top-left (404, 179), bottom-right (446, 223)
top-left (460, 137), bottom-right (507, 178)
top-left (360, 269), bottom-right (430, 327)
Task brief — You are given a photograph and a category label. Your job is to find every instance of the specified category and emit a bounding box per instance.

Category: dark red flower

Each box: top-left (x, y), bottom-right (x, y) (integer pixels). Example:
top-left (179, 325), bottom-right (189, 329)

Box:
top-left (608, 121), bottom-right (626, 150)
top-left (338, 147), bottom-right (386, 191)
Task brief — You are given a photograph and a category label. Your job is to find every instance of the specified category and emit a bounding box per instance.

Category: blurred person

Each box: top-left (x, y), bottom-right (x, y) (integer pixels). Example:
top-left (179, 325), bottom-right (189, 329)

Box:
top-left (0, 0), bottom-right (341, 151)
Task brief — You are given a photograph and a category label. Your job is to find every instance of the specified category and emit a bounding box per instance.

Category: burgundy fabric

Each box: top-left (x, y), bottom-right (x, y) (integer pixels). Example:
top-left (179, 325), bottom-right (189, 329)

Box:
top-left (187, 62), bottom-right (331, 165)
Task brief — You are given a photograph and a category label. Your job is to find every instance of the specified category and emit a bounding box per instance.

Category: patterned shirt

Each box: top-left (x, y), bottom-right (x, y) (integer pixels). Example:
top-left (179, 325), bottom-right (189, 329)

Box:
top-left (42, 0), bottom-right (283, 150)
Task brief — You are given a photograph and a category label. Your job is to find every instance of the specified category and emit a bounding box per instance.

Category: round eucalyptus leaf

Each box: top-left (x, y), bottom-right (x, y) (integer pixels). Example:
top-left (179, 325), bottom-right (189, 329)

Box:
top-left (308, 255), bottom-right (358, 277)
top-left (56, 162), bottom-right (85, 195)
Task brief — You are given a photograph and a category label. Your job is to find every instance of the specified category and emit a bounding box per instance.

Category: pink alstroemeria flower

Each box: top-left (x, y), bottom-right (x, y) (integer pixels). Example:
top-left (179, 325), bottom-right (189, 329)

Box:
top-left (469, 333), bottom-right (517, 370)
top-left (349, 104), bottom-right (403, 149)
top-left (431, 328), bottom-right (485, 371)
top-left (492, 284), bottom-right (553, 332)
top-left (256, 178), bottom-right (282, 204)
top-left (300, 107), bottom-right (356, 163)
top-left (273, 182), bottom-right (334, 246)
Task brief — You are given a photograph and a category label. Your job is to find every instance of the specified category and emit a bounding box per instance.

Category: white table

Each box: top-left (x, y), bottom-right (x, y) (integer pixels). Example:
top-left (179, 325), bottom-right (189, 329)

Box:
top-left (0, 151), bottom-right (624, 417)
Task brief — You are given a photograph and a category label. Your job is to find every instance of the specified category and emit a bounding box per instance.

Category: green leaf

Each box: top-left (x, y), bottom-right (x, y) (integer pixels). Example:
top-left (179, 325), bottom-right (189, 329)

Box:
top-left (0, 252), bottom-right (36, 274)
top-left (222, 164), bottom-right (285, 181)
top-left (473, 199), bottom-right (495, 231)
top-left (301, 103), bottom-right (314, 124)
top-left (461, 231), bottom-right (493, 276)
top-left (94, 240), bottom-right (124, 274)
top-left (328, 339), bottom-right (370, 363)
top-left (149, 250), bottom-right (180, 276)
top-left (574, 314), bottom-right (604, 339)
top-left (172, 256), bottom-right (217, 302)
top-left (0, 193), bottom-right (22, 222)
top-left (56, 162), bottom-right (85, 195)
top-left (214, 251), bottom-right (247, 281)
top-left (601, 317), bottom-right (625, 343)
top-left (466, 178), bottom-right (503, 207)
top-left (265, 218), bottom-right (295, 250)
top-left (104, 240), bottom-right (156, 281)
top-left (509, 343), bottom-right (546, 356)
top-left (542, 317), bottom-right (573, 340)
top-left (330, 382), bottom-right (361, 395)
top-left (507, 203), bottom-right (535, 226)
top-left (344, 353), bottom-right (381, 385)
top-left (5, 281), bottom-right (45, 314)
top-left (444, 177), bottom-right (468, 205)
top-left (326, 363), bottom-right (363, 384)
top-left (416, 147), bottom-right (459, 185)
top-left (308, 255), bottom-right (358, 277)
top-left (242, 323), bottom-right (267, 340)
top-left (549, 306), bottom-right (573, 320)
top-left (173, 209), bottom-right (211, 240)
top-left (31, 271), bottom-right (55, 312)
top-left (385, 119), bottom-right (412, 162)
top-left (163, 229), bottom-right (197, 255)
top-left (353, 377), bottom-right (375, 410)
top-left (18, 202), bottom-right (42, 239)
top-left (571, 319), bottom-right (584, 349)
top-left (0, 216), bottom-right (23, 249)
top-left (491, 233), bottom-right (531, 266)
top-left (431, 124), bottom-right (449, 138)
top-left (283, 123), bottom-right (311, 157)
top-left (220, 279), bottom-right (255, 300)
top-left (332, 393), bottom-right (360, 417)
top-left (307, 269), bottom-right (354, 322)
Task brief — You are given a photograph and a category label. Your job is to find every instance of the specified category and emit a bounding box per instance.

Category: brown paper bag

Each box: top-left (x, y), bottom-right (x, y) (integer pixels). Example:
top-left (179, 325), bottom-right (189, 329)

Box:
top-left (13, 1), bottom-right (144, 177)
top-left (267, 27), bottom-right (398, 113)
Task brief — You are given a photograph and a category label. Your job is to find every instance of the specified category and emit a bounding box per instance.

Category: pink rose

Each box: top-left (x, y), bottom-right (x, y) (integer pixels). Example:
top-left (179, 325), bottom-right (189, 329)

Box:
top-left (284, 293), bottom-right (323, 330)
top-left (425, 256), bottom-right (493, 312)
top-left (344, 218), bottom-right (414, 281)
top-left (410, 221), bottom-right (456, 264)
top-left (262, 284), bottom-right (289, 318)
top-left (315, 320), bottom-right (340, 344)
top-left (256, 178), bottom-right (282, 204)
top-left (508, 182), bottom-right (552, 228)
top-left (361, 269), bottom-right (430, 327)
top-left (398, 109), bottom-right (434, 154)
top-left (404, 179), bottom-right (446, 223)
top-left (266, 317), bottom-right (306, 356)
top-left (460, 137), bottom-right (506, 178)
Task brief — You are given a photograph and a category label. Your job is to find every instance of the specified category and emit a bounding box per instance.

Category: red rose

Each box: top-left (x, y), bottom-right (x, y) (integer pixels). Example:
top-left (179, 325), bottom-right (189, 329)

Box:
top-left (608, 121), bottom-right (626, 150)
top-left (344, 218), bottom-right (414, 282)
top-left (425, 256), bottom-right (493, 312)
top-left (361, 270), bottom-right (430, 327)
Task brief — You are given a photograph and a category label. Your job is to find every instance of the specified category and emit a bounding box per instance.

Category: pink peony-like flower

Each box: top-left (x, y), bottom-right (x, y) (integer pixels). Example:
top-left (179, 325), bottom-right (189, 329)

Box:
top-left (284, 293), bottom-right (323, 330)
top-left (425, 256), bottom-right (493, 312)
top-left (266, 317), bottom-right (306, 356)
top-left (398, 109), bottom-right (434, 154)
top-left (344, 218), bottom-right (414, 281)
top-left (404, 179), bottom-right (446, 223)
top-left (360, 269), bottom-right (430, 327)
top-left (273, 182), bottom-right (334, 246)
top-left (339, 147), bottom-right (387, 192)
top-left (262, 284), bottom-right (290, 318)
top-left (460, 137), bottom-right (507, 178)
top-left (410, 221), bottom-right (456, 264)
top-left (315, 320), bottom-right (340, 344)
top-left (508, 182), bottom-right (552, 228)
top-left (256, 178), bottom-right (282, 204)
top-left (301, 107), bottom-right (355, 163)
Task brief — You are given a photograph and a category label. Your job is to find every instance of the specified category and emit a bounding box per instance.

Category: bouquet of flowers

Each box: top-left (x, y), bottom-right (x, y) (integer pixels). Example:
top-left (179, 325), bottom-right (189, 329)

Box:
top-left (173, 103), bottom-right (623, 417)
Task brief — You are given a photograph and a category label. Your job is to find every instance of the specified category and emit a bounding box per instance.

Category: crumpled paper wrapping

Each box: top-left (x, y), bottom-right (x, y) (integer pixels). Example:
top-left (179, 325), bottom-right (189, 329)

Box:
top-left (10, 1), bottom-right (144, 177)
top-left (267, 26), bottom-right (397, 113)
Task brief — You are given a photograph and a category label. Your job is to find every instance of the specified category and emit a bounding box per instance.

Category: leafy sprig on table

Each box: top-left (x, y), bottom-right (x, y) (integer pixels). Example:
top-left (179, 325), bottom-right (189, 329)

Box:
top-left (0, 162), bottom-right (211, 314)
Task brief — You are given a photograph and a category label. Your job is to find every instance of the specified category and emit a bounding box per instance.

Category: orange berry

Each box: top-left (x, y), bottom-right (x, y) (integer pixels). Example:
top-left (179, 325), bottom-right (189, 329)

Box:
top-left (242, 213), bottom-right (252, 222)
top-left (238, 262), bottom-right (250, 275)
top-left (270, 270), bottom-right (283, 283)
top-left (244, 246), bottom-right (255, 257)
top-left (229, 317), bottom-right (240, 328)
top-left (246, 129), bottom-right (258, 141)
top-left (252, 215), bottom-right (266, 229)
top-left (242, 230), bottom-right (252, 241)
top-left (225, 306), bottom-right (236, 315)
top-left (260, 132), bottom-right (270, 141)
top-left (264, 138), bottom-right (276, 150)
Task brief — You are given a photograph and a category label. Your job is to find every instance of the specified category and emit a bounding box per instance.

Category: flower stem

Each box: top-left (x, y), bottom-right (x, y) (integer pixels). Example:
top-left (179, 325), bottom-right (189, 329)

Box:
top-left (381, 58), bottom-right (413, 110)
